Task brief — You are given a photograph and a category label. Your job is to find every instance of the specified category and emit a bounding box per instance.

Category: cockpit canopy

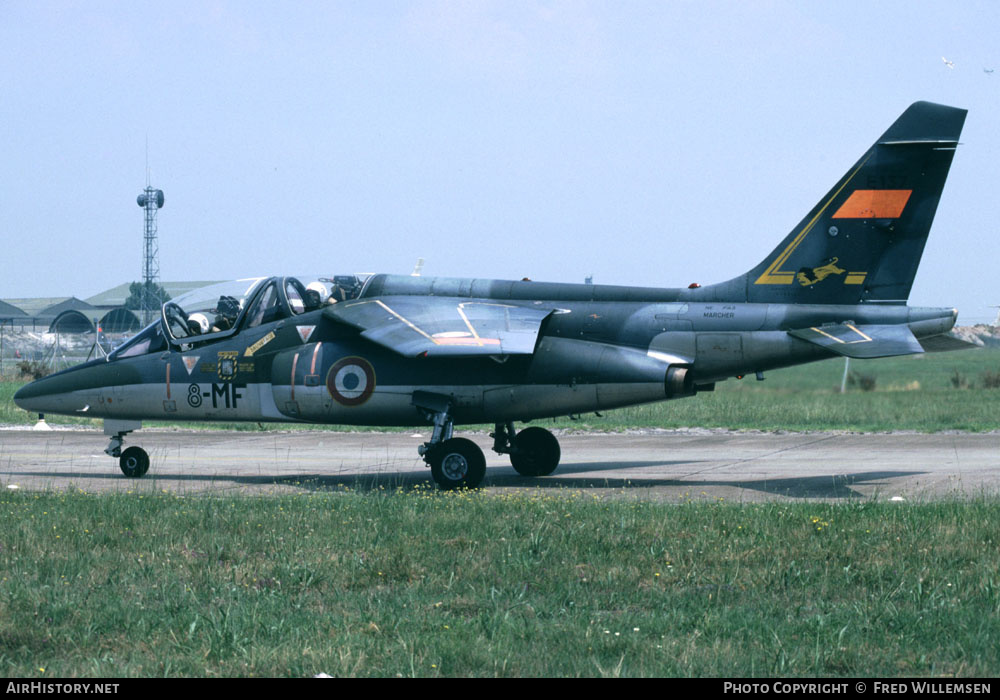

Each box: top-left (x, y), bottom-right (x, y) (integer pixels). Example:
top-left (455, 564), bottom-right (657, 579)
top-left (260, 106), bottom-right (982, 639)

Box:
top-left (162, 277), bottom-right (266, 341)
top-left (109, 274), bottom-right (369, 360)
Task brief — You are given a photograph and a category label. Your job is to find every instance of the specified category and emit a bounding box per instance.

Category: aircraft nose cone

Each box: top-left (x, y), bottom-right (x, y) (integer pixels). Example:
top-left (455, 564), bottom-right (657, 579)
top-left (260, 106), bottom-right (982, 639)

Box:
top-left (14, 380), bottom-right (37, 405)
top-left (12, 360), bottom-right (109, 415)
top-left (13, 376), bottom-right (57, 413)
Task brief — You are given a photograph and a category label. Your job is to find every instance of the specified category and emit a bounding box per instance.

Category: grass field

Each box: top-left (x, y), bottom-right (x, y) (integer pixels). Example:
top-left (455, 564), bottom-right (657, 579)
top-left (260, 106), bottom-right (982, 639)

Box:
top-left (3, 348), bottom-right (999, 432)
top-left (0, 490), bottom-right (996, 677)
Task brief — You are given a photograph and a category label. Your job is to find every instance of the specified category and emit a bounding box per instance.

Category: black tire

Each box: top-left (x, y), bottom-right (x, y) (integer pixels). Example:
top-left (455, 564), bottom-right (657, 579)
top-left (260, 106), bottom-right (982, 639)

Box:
top-left (429, 438), bottom-right (486, 490)
top-left (119, 446), bottom-right (150, 478)
top-left (510, 427), bottom-right (560, 477)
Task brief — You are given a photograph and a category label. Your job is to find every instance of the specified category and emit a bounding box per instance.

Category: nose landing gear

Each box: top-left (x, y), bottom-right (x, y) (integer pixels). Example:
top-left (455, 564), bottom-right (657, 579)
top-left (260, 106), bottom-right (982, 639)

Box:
top-left (103, 420), bottom-right (149, 478)
top-left (118, 446), bottom-right (150, 478)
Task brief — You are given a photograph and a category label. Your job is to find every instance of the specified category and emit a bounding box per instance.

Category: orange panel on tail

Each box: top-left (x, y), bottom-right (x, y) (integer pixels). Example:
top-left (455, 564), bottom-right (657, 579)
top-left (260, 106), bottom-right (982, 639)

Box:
top-left (832, 189), bottom-right (912, 219)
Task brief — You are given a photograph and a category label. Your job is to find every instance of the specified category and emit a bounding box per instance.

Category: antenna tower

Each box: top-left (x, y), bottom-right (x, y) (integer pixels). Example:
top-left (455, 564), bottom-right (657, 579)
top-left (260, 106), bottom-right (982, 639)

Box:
top-left (136, 185), bottom-right (165, 325)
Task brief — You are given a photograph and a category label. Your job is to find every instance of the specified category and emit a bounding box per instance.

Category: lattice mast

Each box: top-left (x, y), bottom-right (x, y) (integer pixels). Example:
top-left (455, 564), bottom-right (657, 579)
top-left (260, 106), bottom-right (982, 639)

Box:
top-left (136, 186), bottom-right (164, 325)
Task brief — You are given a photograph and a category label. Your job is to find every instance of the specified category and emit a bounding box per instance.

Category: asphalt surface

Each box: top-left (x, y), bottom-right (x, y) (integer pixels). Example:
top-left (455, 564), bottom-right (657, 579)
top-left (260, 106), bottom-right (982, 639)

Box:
top-left (2, 426), bottom-right (998, 501)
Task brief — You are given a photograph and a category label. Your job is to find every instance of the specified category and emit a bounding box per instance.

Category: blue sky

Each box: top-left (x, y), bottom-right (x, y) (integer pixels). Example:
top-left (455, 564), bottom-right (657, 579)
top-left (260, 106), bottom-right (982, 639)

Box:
top-left (2, 1), bottom-right (998, 321)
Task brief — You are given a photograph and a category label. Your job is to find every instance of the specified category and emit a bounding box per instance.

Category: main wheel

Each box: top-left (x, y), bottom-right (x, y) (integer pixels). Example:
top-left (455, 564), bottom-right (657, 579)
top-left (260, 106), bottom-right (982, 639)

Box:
top-left (119, 446), bottom-right (150, 478)
top-left (510, 427), bottom-right (560, 477)
top-left (429, 438), bottom-right (486, 490)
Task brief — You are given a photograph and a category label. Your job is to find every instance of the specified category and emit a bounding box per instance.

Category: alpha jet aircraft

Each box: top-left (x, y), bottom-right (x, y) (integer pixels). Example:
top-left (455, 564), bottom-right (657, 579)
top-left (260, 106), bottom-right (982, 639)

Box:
top-left (15, 101), bottom-right (974, 489)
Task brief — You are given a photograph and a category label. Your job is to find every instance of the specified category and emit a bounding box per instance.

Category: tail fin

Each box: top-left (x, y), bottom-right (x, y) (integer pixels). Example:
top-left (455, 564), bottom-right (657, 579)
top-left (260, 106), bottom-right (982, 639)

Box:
top-left (736, 101), bottom-right (966, 305)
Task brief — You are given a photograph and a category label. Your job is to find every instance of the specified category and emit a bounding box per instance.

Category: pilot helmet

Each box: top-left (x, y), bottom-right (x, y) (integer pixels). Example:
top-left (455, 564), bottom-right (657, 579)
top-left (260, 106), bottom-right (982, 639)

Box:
top-left (306, 281), bottom-right (329, 304)
top-left (188, 313), bottom-right (210, 334)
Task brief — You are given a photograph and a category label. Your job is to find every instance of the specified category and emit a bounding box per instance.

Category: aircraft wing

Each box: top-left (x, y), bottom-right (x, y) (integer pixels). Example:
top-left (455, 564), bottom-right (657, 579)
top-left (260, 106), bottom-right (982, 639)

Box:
top-left (323, 296), bottom-right (553, 358)
top-left (787, 323), bottom-right (925, 359)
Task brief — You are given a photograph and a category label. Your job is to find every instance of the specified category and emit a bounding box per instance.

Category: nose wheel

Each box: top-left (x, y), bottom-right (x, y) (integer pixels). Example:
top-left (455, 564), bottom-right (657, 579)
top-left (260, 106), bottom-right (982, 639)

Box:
top-left (119, 446), bottom-right (150, 478)
top-left (103, 420), bottom-right (149, 478)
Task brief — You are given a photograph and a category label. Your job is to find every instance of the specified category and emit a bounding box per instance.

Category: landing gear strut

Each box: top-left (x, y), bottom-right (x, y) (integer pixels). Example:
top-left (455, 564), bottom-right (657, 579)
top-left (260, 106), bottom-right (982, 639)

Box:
top-left (413, 392), bottom-right (486, 490)
top-left (103, 420), bottom-right (149, 478)
top-left (492, 422), bottom-right (561, 477)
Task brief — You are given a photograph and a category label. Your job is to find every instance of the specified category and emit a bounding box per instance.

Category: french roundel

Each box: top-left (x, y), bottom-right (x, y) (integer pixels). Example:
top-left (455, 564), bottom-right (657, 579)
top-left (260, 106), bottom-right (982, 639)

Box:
top-left (326, 356), bottom-right (376, 406)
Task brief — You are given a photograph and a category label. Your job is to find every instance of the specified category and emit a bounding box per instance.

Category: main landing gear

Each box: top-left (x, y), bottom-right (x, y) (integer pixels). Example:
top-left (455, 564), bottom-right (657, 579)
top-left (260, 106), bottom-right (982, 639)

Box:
top-left (104, 420), bottom-right (149, 478)
top-left (414, 393), bottom-right (487, 490)
top-left (491, 422), bottom-right (561, 477)
top-left (412, 394), bottom-right (562, 490)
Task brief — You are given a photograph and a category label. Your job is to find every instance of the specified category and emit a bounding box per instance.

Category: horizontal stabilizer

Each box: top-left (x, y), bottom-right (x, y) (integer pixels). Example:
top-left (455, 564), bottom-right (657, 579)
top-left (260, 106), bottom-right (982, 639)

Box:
top-left (918, 333), bottom-right (980, 353)
top-left (324, 296), bottom-right (551, 358)
top-left (788, 323), bottom-right (924, 359)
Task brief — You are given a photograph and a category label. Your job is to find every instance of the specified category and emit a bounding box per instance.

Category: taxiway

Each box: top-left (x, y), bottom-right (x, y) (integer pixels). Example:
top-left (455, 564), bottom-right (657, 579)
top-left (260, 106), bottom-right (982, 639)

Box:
top-left (2, 428), bottom-right (998, 501)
